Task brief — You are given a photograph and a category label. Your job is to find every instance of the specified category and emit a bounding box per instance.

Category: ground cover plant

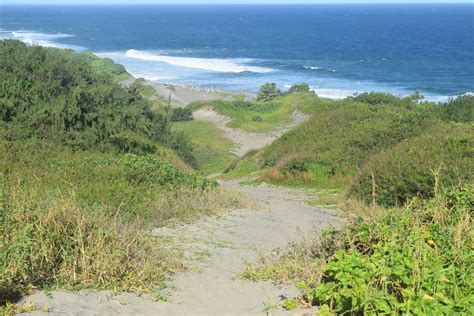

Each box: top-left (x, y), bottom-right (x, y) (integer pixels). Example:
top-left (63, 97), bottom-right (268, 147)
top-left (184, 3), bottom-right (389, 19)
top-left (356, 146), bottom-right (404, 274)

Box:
top-left (244, 184), bottom-right (473, 314)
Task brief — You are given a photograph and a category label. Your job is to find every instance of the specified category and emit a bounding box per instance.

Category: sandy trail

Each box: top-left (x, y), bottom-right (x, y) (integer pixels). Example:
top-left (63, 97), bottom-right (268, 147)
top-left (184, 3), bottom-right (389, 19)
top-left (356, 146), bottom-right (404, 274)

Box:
top-left (121, 76), bottom-right (256, 107)
top-left (193, 108), bottom-right (307, 157)
top-left (148, 82), bottom-right (256, 107)
top-left (20, 181), bottom-right (339, 316)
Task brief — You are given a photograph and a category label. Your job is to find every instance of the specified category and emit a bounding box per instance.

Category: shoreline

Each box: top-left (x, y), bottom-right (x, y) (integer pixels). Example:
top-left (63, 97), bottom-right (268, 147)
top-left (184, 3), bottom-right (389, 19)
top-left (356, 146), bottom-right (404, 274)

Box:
top-left (121, 74), bottom-right (257, 107)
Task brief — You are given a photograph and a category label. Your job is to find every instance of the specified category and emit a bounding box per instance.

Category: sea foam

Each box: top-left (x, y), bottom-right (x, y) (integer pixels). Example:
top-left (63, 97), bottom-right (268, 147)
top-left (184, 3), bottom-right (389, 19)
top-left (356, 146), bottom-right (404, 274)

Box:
top-left (5, 31), bottom-right (85, 50)
top-left (303, 65), bottom-right (337, 73)
top-left (125, 49), bottom-right (274, 73)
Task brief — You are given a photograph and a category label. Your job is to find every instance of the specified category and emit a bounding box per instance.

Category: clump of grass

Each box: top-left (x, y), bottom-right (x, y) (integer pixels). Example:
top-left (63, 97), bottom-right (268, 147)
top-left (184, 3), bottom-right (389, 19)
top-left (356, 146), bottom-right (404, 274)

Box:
top-left (150, 187), bottom-right (252, 226)
top-left (0, 179), bottom-right (179, 304)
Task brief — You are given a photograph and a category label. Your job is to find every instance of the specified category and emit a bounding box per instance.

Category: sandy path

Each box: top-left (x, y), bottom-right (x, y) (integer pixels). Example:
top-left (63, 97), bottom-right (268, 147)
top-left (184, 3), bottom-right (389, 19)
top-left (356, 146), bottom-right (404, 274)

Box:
top-left (121, 75), bottom-right (256, 107)
top-left (148, 82), bottom-right (256, 107)
top-left (20, 181), bottom-right (339, 316)
top-left (193, 108), bottom-right (307, 157)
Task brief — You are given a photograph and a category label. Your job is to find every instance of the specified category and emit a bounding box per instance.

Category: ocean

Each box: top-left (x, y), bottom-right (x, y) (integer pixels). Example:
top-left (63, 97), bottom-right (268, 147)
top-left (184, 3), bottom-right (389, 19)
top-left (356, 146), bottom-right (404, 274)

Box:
top-left (0, 4), bottom-right (473, 100)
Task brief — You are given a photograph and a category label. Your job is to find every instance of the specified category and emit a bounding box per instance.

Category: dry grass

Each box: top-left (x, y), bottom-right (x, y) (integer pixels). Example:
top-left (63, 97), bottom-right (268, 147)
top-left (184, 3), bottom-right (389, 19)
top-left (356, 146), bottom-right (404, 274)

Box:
top-left (0, 181), bottom-right (181, 304)
top-left (149, 187), bottom-right (253, 226)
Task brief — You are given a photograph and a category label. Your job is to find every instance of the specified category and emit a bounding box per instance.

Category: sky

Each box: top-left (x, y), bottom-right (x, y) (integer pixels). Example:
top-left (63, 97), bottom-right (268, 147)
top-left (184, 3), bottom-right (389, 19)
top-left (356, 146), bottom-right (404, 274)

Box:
top-left (1, 0), bottom-right (472, 5)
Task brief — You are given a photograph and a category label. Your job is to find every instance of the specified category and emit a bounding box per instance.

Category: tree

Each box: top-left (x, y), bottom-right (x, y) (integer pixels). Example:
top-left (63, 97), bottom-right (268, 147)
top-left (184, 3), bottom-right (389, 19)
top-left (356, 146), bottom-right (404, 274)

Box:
top-left (257, 83), bottom-right (282, 102)
top-left (171, 107), bottom-right (193, 122)
top-left (288, 83), bottom-right (311, 94)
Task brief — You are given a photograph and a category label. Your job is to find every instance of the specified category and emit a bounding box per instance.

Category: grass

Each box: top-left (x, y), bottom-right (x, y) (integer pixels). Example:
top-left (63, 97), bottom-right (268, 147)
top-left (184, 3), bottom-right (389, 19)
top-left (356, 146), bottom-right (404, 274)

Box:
top-left (226, 97), bottom-right (445, 188)
top-left (190, 92), bottom-right (333, 134)
top-left (0, 140), bottom-right (248, 305)
top-left (1, 180), bottom-right (180, 304)
top-left (191, 99), bottom-right (293, 133)
top-left (172, 120), bottom-right (237, 175)
top-left (139, 84), bottom-right (157, 99)
top-left (114, 71), bottom-right (132, 83)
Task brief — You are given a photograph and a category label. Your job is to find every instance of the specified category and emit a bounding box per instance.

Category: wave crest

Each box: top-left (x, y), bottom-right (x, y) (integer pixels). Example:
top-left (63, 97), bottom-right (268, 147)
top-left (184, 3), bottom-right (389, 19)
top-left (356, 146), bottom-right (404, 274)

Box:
top-left (2, 30), bottom-right (85, 50)
top-left (303, 65), bottom-right (337, 73)
top-left (125, 49), bottom-right (274, 73)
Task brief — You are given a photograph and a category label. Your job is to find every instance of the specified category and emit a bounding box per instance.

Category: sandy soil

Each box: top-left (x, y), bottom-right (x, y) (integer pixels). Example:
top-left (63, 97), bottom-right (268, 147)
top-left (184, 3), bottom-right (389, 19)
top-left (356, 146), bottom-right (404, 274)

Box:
top-left (193, 108), bottom-right (307, 157)
top-left (19, 181), bottom-right (340, 316)
top-left (121, 75), bottom-right (256, 107)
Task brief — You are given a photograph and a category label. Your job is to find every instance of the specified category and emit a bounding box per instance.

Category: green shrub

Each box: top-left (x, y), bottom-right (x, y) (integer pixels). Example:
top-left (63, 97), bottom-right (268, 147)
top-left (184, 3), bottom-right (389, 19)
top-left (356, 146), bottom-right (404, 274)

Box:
top-left (440, 95), bottom-right (474, 123)
top-left (302, 185), bottom-right (473, 314)
top-left (257, 83), bottom-right (282, 102)
top-left (0, 40), bottom-right (196, 165)
top-left (350, 92), bottom-right (421, 109)
top-left (171, 107), bottom-right (194, 122)
top-left (351, 124), bottom-right (473, 206)
top-left (288, 83), bottom-right (312, 94)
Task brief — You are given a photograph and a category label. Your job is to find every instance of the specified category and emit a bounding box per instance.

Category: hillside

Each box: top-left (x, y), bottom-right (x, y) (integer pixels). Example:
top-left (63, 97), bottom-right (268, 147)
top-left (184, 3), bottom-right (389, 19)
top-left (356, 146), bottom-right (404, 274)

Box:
top-left (0, 40), bottom-right (246, 304)
top-left (1, 40), bottom-right (472, 315)
top-left (225, 92), bottom-right (473, 203)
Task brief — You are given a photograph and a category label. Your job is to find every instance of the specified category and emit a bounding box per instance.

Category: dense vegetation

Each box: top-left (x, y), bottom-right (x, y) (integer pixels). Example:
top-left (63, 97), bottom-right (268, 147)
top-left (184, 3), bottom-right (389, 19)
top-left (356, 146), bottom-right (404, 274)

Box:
top-left (0, 40), bottom-right (194, 165)
top-left (351, 123), bottom-right (473, 206)
top-left (0, 41), bottom-right (245, 305)
top-left (226, 91), bottom-right (473, 205)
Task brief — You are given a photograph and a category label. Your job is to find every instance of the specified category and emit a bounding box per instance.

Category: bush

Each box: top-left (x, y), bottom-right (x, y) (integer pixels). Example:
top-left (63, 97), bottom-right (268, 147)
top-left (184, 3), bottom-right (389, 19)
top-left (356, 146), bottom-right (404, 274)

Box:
top-left (171, 107), bottom-right (193, 122)
top-left (288, 83), bottom-right (312, 94)
top-left (350, 92), bottom-right (420, 109)
top-left (0, 40), bottom-right (196, 165)
top-left (302, 185), bottom-right (473, 314)
top-left (351, 124), bottom-right (473, 206)
top-left (440, 95), bottom-right (474, 123)
top-left (257, 83), bottom-right (282, 102)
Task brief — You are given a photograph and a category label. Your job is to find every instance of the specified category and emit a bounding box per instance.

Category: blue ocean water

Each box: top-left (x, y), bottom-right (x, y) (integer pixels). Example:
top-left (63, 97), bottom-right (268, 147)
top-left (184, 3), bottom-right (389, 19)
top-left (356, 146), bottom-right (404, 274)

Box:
top-left (0, 4), bottom-right (473, 100)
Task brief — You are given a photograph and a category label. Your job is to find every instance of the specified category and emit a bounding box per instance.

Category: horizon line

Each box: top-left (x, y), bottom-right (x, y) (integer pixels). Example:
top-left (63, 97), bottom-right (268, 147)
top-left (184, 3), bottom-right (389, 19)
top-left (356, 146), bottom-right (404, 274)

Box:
top-left (1, 2), bottom-right (472, 5)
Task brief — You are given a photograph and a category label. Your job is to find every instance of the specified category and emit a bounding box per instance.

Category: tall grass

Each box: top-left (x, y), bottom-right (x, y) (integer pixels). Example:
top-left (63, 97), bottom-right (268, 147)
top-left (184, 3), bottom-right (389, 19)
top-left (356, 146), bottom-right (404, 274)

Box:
top-left (0, 177), bottom-right (177, 303)
top-left (351, 123), bottom-right (473, 206)
top-left (0, 139), bottom-right (247, 304)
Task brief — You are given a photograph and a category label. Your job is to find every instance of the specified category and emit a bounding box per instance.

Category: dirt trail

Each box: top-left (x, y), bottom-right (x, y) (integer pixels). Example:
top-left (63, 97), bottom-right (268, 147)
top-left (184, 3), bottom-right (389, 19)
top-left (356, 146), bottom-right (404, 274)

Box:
top-left (21, 181), bottom-right (339, 316)
top-left (193, 108), bottom-right (307, 157)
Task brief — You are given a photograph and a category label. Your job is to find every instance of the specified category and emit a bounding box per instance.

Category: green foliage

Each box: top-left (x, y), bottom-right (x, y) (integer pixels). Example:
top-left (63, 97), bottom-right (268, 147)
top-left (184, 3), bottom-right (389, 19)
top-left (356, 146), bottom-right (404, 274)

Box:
top-left (0, 40), bottom-right (195, 165)
top-left (71, 51), bottom-right (127, 79)
top-left (259, 100), bottom-right (437, 186)
top-left (350, 91), bottom-right (421, 109)
top-left (171, 107), bottom-right (194, 122)
top-left (440, 95), bottom-right (474, 123)
top-left (257, 83), bottom-right (282, 102)
top-left (288, 83), bottom-right (312, 94)
top-left (172, 119), bottom-right (236, 175)
top-left (119, 153), bottom-right (216, 189)
top-left (0, 138), bottom-right (245, 303)
top-left (302, 185), bottom-right (473, 315)
top-left (192, 98), bottom-right (292, 133)
top-left (351, 124), bottom-right (473, 206)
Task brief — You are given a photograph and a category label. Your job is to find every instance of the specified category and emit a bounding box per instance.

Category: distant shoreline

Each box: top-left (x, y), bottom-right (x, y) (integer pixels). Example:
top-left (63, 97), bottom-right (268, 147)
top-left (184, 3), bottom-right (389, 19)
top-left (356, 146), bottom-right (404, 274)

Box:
top-left (121, 73), bottom-right (256, 107)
